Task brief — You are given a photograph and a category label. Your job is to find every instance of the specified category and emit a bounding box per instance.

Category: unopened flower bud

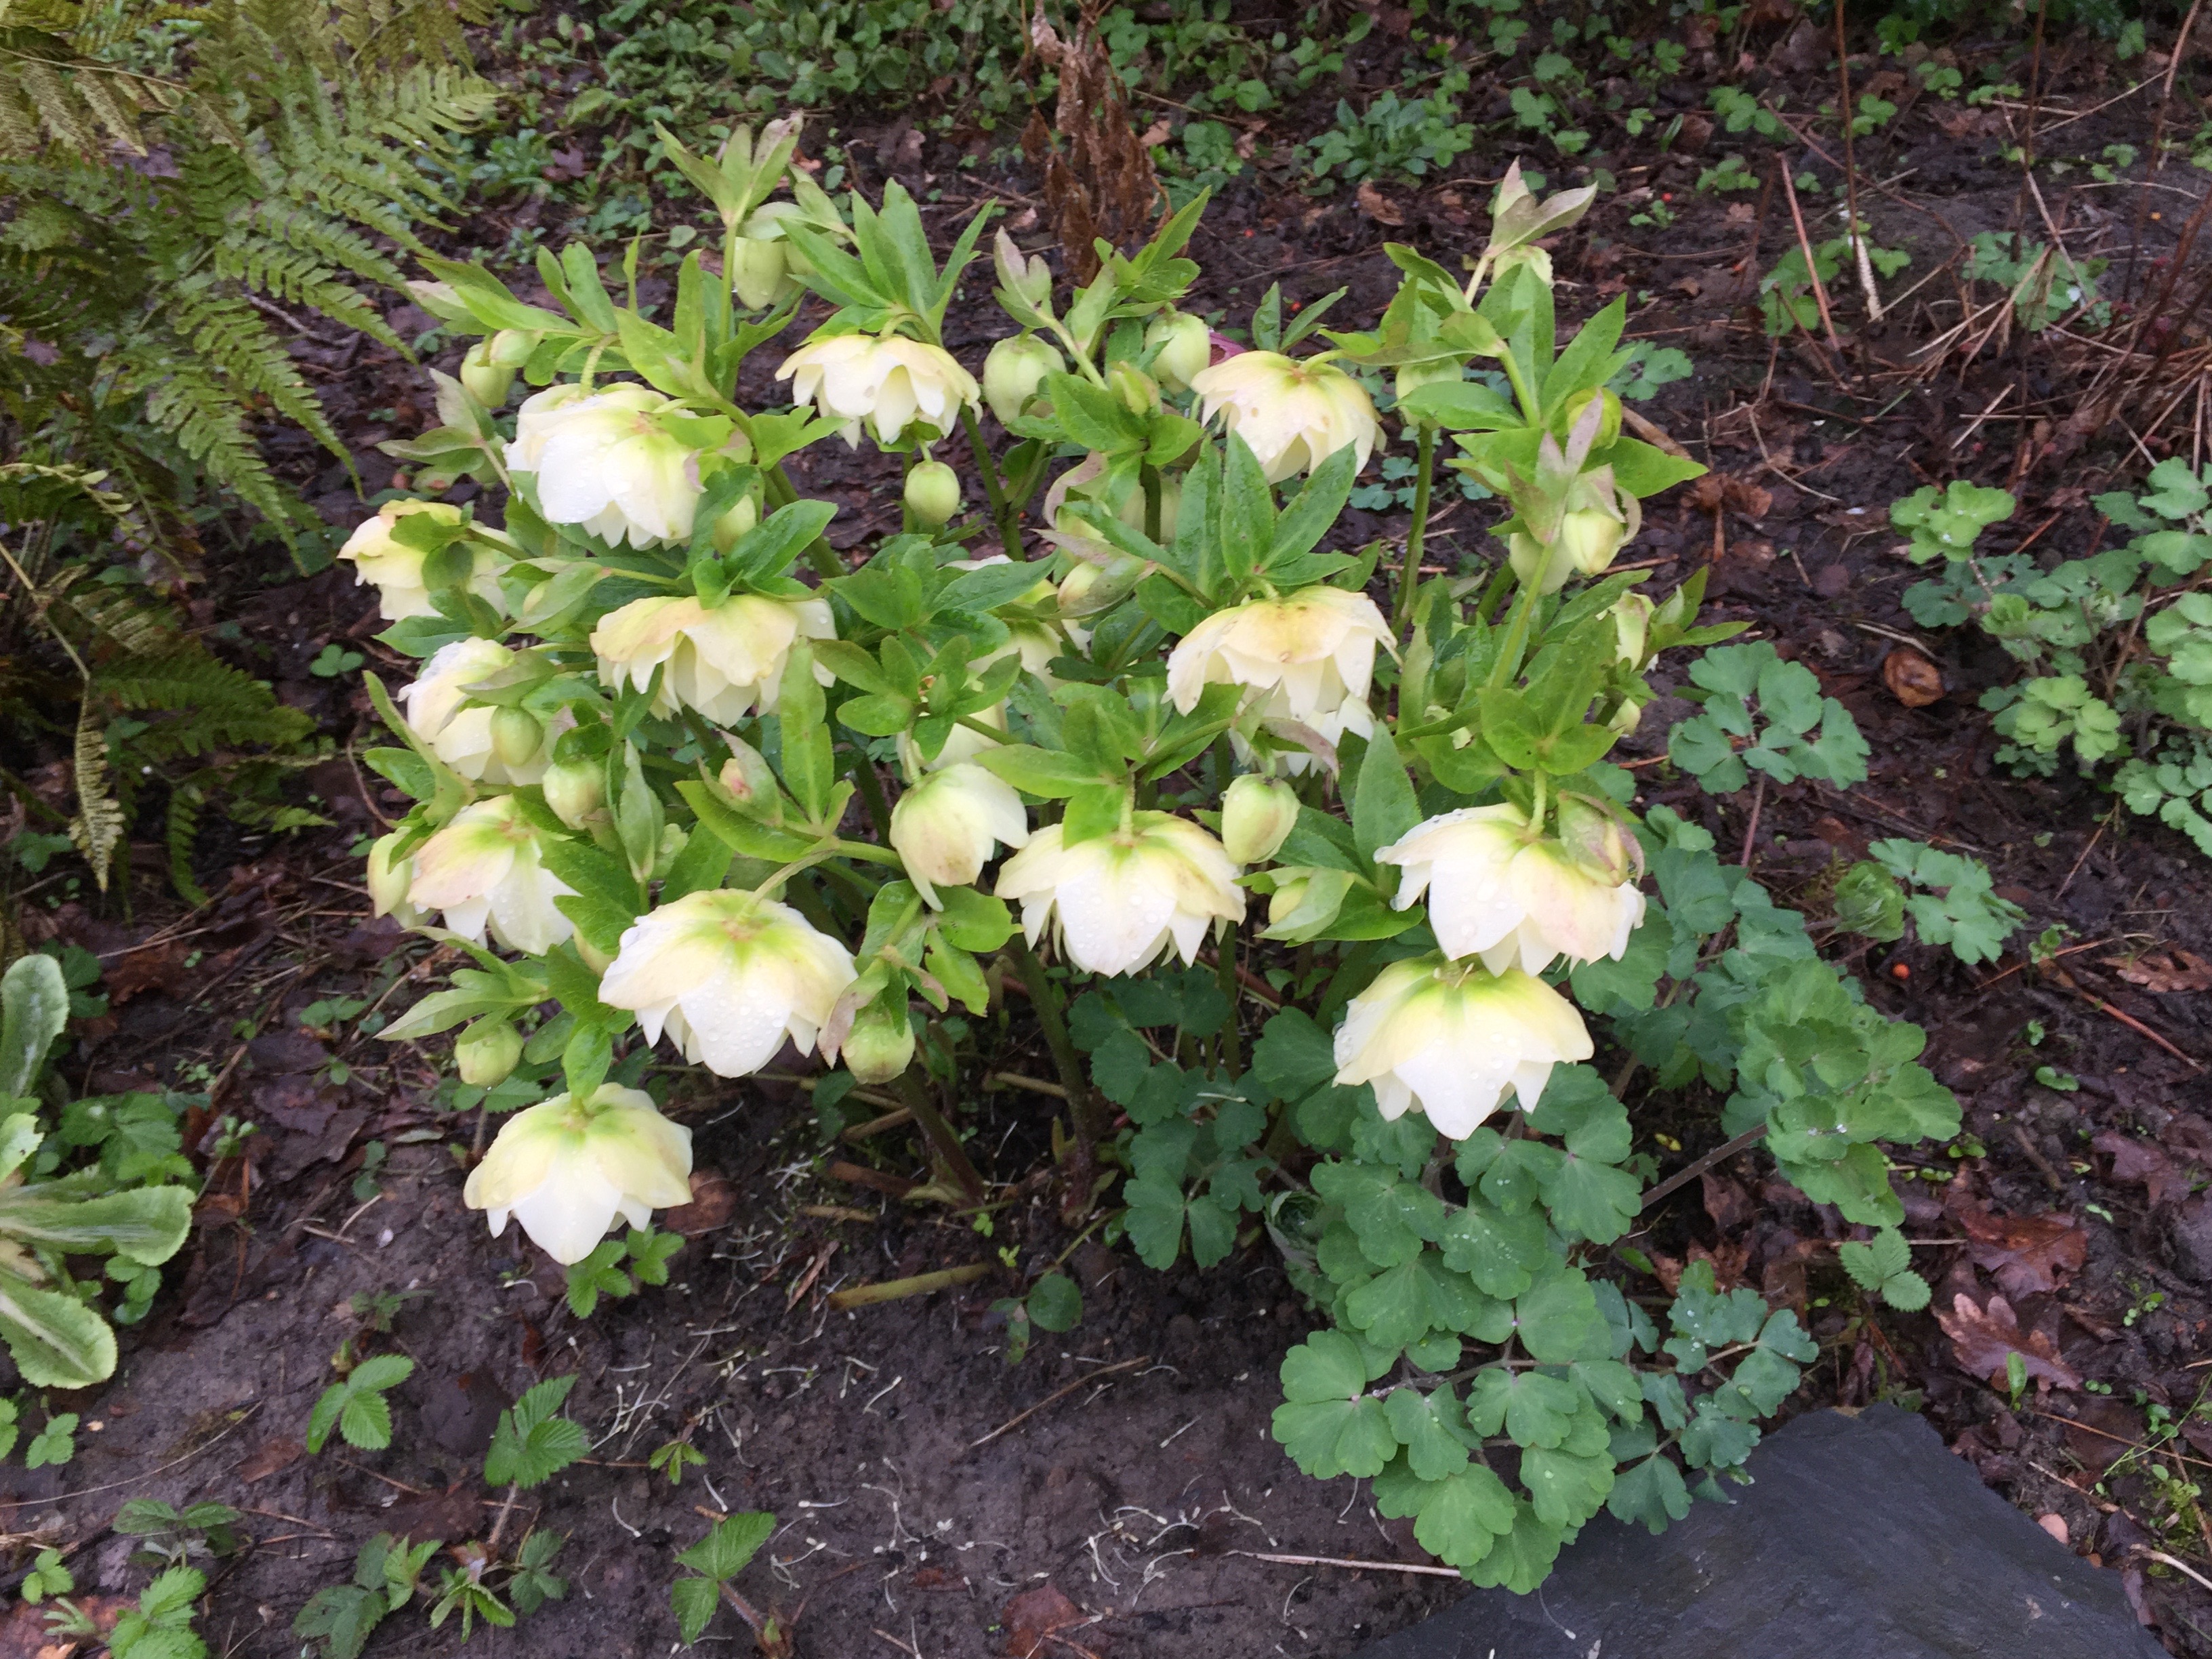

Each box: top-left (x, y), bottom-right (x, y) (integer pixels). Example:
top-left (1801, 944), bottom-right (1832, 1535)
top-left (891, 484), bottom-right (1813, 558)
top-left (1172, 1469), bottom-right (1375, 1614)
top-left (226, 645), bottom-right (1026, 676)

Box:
top-left (460, 338), bottom-right (516, 407)
top-left (1555, 794), bottom-right (1640, 886)
top-left (1393, 359), bottom-right (1462, 407)
top-left (489, 705), bottom-right (544, 771)
top-left (1221, 774), bottom-right (1299, 865)
top-left (1559, 387), bottom-right (1623, 447)
top-left (840, 995), bottom-right (916, 1085)
top-left (1145, 310), bottom-right (1211, 392)
top-left (1108, 362), bottom-right (1160, 416)
top-left (982, 334), bottom-right (1063, 426)
top-left (1610, 592), bottom-right (1654, 666)
top-left (733, 235), bottom-right (793, 310)
top-left (455, 1018), bottom-right (524, 1087)
top-left (994, 228), bottom-right (1054, 307)
top-left (487, 328), bottom-right (535, 368)
top-left (711, 494), bottom-right (760, 553)
top-left (542, 756), bottom-right (606, 830)
top-left (718, 736), bottom-right (779, 814)
top-left (905, 459), bottom-right (962, 529)
top-left (1267, 872), bottom-right (1311, 928)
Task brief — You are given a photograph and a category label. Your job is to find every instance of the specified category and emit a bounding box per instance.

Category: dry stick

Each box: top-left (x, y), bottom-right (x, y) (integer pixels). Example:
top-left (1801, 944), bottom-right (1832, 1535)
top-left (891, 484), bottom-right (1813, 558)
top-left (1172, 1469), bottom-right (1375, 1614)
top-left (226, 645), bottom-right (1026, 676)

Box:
top-left (2066, 982), bottom-right (2206, 1071)
top-left (1640, 1125), bottom-right (1769, 1213)
top-left (1231, 1550), bottom-right (1462, 1578)
top-left (2128, 0), bottom-right (2207, 299)
top-left (2056, 815), bottom-right (2112, 899)
top-left (1833, 0), bottom-right (1880, 321)
top-left (2010, 1120), bottom-right (2066, 1193)
top-left (1778, 159), bottom-right (1845, 369)
top-left (964, 1353), bottom-right (1151, 1452)
top-left (1737, 773), bottom-right (1768, 872)
top-left (827, 1262), bottom-right (993, 1311)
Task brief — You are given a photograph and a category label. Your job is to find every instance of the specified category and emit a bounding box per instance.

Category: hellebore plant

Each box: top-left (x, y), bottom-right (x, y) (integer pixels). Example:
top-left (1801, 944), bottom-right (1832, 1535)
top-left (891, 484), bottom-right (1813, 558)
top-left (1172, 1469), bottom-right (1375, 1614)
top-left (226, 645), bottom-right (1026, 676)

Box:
top-left (352, 125), bottom-right (1951, 1595)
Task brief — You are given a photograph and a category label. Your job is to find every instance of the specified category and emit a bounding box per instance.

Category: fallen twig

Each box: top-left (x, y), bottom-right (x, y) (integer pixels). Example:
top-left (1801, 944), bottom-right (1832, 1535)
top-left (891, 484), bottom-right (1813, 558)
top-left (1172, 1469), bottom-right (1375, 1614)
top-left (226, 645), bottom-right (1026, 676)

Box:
top-left (965, 1354), bottom-right (1151, 1452)
top-left (1641, 1125), bottom-right (1769, 1213)
top-left (1231, 1549), bottom-right (1461, 1578)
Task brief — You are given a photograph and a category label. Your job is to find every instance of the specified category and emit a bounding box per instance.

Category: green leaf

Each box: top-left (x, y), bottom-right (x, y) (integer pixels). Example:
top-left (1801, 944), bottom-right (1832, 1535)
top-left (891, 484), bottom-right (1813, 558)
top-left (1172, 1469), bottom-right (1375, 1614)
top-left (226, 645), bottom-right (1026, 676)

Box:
top-left (0, 953), bottom-right (68, 1099)
top-left (0, 1266), bottom-right (117, 1387)
top-left (307, 1354), bottom-right (414, 1454)
top-left (1466, 1366), bottom-right (1579, 1448)
top-left (485, 1374), bottom-right (587, 1488)
top-left (1509, 1267), bottom-right (1609, 1364)
top-left (677, 1511), bottom-right (777, 1582)
top-left (1412, 1463), bottom-right (1518, 1568)
top-left (1607, 1453), bottom-right (1693, 1533)
top-left (1385, 1386), bottom-right (1473, 1481)
top-left (1027, 1273), bottom-right (1083, 1333)
top-left (25, 1411), bottom-right (77, 1469)
top-left (671, 1576), bottom-right (722, 1645)
top-left (1459, 1500), bottom-right (1562, 1593)
top-left (1350, 726), bottom-right (1421, 862)
top-left (1521, 1445), bottom-right (1615, 1528)
top-left (1436, 1200), bottom-right (1551, 1298)
top-left (1273, 1331), bottom-right (1398, 1479)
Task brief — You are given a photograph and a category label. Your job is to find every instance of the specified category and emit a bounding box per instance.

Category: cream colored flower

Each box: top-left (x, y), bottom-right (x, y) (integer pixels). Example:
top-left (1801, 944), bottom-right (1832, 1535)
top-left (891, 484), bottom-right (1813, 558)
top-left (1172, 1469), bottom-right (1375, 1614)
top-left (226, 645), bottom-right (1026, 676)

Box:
top-left (1332, 956), bottom-right (1593, 1137)
top-left (995, 813), bottom-right (1244, 977)
top-left (598, 888), bottom-right (857, 1078)
top-left (406, 795), bottom-right (577, 955)
top-left (590, 593), bottom-right (834, 724)
top-left (339, 501), bottom-right (504, 621)
top-left (775, 333), bottom-right (981, 448)
top-left (505, 382), bottom-right (702, 549)
top-left (463, 1084), bottom-right (693, 1264)
top-left (401, 638), bottom-right (551, 785)
top-left (1166, 586), bottom-right (1393, 731)
top-left (889, 762), bottom-right (1031, 905)
top-left (1189, 350), bottom-right (1382, 483)
top-left (1376, 803), bottom-right (1645, 975)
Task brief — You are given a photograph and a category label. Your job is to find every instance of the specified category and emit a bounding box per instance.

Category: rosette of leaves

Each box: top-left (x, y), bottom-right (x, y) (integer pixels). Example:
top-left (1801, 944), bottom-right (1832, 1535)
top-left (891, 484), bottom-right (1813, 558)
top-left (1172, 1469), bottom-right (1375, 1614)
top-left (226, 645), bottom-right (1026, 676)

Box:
top-left (0, 956), bottom-right (192, 1387)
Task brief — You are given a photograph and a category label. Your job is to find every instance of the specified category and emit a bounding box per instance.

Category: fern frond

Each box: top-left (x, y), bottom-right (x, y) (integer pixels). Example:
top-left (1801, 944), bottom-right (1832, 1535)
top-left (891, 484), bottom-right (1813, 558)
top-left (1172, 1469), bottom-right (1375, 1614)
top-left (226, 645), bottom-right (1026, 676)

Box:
top-left (68, 698), bottom-right (125, 891)
top-left (127, 346), bottom-right (297, 529)
top-left (169, 280), bottom-right (346, 459)
top-left (96, 641), bottom-right (313, 758)
top-left (163, 781), bottom-right (207, 906)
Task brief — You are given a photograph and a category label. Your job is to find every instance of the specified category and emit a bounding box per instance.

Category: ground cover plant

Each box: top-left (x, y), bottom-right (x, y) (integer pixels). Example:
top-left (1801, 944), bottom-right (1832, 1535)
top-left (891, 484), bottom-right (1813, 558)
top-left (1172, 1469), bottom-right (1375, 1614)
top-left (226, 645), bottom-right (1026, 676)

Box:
top-left (17, 3), bottom-right (2212, 1657)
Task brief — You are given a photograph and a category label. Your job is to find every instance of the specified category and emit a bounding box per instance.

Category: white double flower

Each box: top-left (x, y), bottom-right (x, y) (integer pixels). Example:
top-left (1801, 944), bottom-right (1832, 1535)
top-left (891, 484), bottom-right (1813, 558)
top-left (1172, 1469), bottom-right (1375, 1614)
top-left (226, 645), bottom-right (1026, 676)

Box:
top-left (996, 814), bottom-right (1244, 977)
top-left (777, 333), bottom-right (980, 448)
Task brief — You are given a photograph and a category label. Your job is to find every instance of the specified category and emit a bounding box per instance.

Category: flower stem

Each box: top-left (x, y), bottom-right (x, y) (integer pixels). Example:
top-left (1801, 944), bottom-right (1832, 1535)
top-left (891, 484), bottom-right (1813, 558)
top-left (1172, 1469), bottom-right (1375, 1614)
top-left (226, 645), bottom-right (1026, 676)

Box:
top-left (848, 746), bottom-right (893, 840)
top-left (1395, 423), bottom-right (1437, 631)
top-left (896, 1069), bottom-right (986, 1205)
top-left (766, 462), bottom-right (845, 579)
top-left (960, 405), bottom-right (1023, 560)
top-left (1214, 929), bottom-right (1244, 1077)
top-left (1483, 541), bottom-right (1558, 693)
top-left (1142, 462), bottom-right (1163, 543)
top-left (1008, 935), bottom-right (1104, 1216)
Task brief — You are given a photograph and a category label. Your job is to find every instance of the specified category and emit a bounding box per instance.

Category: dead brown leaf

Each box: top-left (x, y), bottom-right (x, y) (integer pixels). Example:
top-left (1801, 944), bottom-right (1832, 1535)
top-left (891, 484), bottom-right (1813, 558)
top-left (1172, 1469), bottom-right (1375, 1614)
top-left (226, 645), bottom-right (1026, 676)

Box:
top-left (237, 1436), bottom-right (303, 1483)
top-left (1935, 1292), bottom-right (2082, 1390)
top-left (1023, 19), bottom-right (1160, 283)
top-left (1355, 179), bottom-right (1404, 226)
top-left (1882, 647), bottom-right (1946, 708)
top-left (1003, 1584), bottom-right (1105, 1658)
top-left (664, 1168), bottom-right (737, 1236)
top-left (2094, 1130), bottom-right (2190, 1208)
top-left (1952, 1201), bottom-right (2088, 1296)
top-left (2102, 947), bottom-right (2212, 993)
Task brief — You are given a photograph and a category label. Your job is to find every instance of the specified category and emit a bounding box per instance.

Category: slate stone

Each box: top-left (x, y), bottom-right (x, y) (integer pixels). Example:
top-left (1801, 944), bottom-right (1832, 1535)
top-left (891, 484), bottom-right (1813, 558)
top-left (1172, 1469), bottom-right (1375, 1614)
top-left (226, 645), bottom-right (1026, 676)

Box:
top-left (1353, 1404), bottom-right (2161, 1659)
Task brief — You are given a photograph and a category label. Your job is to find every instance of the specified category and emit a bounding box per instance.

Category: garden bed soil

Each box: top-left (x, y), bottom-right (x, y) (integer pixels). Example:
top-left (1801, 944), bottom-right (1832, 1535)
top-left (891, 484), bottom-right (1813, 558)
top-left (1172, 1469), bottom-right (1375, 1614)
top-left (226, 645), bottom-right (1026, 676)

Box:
top-left (12, 14), bottom-right (2212, 1657)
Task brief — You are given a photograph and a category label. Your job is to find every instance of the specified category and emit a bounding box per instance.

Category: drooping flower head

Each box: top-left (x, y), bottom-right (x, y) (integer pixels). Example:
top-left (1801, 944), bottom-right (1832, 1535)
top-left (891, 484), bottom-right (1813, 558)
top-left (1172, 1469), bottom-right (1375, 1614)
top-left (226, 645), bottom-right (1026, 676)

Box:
top-left (775, 333), bottom-right (981, 449)
top-left (401, 638), bottom-right (553, 785)
top-left (1376, 802), bottom-right (1645, 976)
top-left (995, 813), bottom-right (1244, 977)
top-left (590, 593), bottom-right (835, 725)
top-left (405, 795), bottom-right (578, 955)
top-left (464, 1084), bottom-right (693, 1264)
top-left (340, 501), bottom-right (504, 621)
top-left (598, 888), bottom-right (857, 1078)
top-left (888, 762), bottom-right (1031, 906)
top-left (505, 382), bottom-right (703, 549)
top-left (1189, 351), bottom-right (1382, 483)
top-left (1166, 586), bottom-right (1394, 732)
top-left (1332, 956), bottom-right (1593, 1138)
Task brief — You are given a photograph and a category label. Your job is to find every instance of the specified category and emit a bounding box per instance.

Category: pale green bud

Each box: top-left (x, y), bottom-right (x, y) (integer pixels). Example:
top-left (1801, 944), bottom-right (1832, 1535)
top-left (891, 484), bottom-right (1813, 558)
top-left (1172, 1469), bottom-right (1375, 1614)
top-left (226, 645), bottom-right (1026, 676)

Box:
top-left (905, 459), bottom-right (962, 529)
top-left (841, 995), bottom-right (916, 1085)
top-left (1558, 387), bottom-right (1623, 447)
top-left (541, 756), bottom-right (607, 831)
top-left (460, 337), bottom-right (516, 407)
top-left (1108, 362), bottom-right (1161, 415)
top-left (1221, 774), bottom-right (1299, 865)
top-left (983, 334), bottom-right (1063, 426)
top-left (489, 705), bottom-right (544, 771)
top-left (1393, 359), bottom-right (1463, 407)
top-left (733, 236), bottom-right (793, 310)
top-left (1145, 310), bottom-right (1212, 392)
top-left (711, 493), bottom-right (760, 553)
top-left (487, 328), bottom-right (536, 368)
top-left (455, 1018), bottom-right (523, 1087)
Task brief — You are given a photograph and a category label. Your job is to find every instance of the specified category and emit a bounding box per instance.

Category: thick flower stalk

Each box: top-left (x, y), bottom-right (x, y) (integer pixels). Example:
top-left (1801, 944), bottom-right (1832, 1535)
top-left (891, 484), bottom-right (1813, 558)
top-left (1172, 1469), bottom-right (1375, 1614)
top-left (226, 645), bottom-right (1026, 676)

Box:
top-left (339, 501), bottom-right (504, 621)
top-left (1377, 802), bottom-right (1645, 975)
top-left (1166, 587), bottom-right (1393, 735)
top-left (888, 762), bottom-right (1030, 906)
top-left (1188, 351), bottom-right (1381, 483)
top-left (401, 638), bottom-right (552, 785)
top-left (776, 333), bottom-right (981, 448)
top-left (996, 814), bottom-right (1244, 977)
top-left (505, 383), bottom-right (705, 548)
top-left (463, 1084), bottom-right (693, 1264)
top-left (405, 795), bottom-right (578, 955)
top-left (598, 888), bottom-right (857, 1078)
top-left (1332, 956), bottom-right (1593, 1136)
top-left (590, 593), bottom-right (835, 724)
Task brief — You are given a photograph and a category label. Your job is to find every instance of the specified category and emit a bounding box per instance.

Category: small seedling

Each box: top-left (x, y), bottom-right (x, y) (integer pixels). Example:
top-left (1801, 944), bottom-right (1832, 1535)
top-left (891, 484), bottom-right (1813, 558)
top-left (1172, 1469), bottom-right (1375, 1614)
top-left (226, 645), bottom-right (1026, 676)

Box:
top-left (26, 1411), bottom-right (77, 1469)
top-left (670, 1511), bottom-right (787, 1651)
top-left (650, 1438), bottom-right (708, 1485)
top-left (565, 1225), bottom-right (684, 1317)
top-left (19, 1546), bottom-right (73, 1601)
top-left (295, 1532), bottom-right (438, 1659)
top-left (1838, 1229), bottom-right (1931, 1312)
top-left (307, 1354), bottom-right (414, 1453)
top-left (113, 1498), bottom-right (243, 1568)
top-left (485, 1374), bottom-right (586, 1489)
